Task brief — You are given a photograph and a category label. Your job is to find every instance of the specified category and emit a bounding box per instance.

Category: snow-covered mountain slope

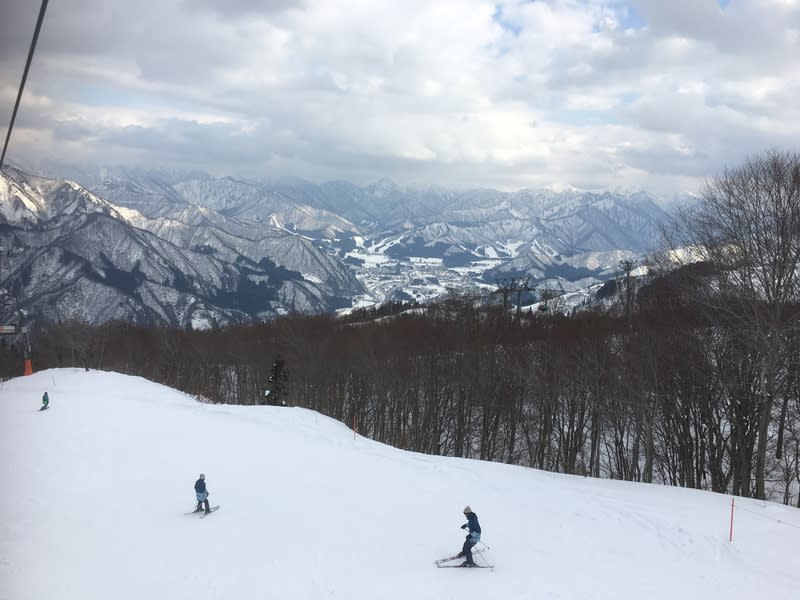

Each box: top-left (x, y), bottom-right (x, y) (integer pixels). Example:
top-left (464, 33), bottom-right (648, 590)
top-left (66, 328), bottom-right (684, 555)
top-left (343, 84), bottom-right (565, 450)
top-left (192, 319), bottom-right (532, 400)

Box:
top-left (173, 177), bottom-right (359, 238)
top-left (273, 178), bottom-right (673, 298)
top-left (2, 369), bottom-right (797, 600)
top-left (0, 169), bottom-right (364, 326)
top-left (0, 168), bottom-right (143, 226)
top-left (94, 173), bottom-right (359, 239)
top-left (274, 179), bottom-right (670, 255)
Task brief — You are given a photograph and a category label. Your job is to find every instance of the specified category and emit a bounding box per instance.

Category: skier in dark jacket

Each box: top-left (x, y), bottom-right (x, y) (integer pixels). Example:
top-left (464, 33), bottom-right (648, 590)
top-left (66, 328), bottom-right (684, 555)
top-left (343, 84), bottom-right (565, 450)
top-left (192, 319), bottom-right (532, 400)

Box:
top-left (457, 505), bottom-right (481, 566)
top-left (194, 473), bottom-right (210, 514)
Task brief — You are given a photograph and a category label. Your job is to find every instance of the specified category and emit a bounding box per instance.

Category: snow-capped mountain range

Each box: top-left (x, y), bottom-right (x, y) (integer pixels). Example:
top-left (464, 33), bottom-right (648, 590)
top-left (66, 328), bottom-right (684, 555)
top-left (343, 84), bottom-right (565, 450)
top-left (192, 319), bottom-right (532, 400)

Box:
top-left (0, 168), bottom-right (362, 327)
top-left (0, 166), bottom-right (683, 327)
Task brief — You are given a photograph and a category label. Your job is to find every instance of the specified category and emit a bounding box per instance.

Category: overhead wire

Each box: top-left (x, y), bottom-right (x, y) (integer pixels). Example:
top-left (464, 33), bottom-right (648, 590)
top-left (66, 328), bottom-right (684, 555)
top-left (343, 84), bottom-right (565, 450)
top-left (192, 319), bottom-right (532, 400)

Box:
top-left (1, 0), bottom-right (50, 170)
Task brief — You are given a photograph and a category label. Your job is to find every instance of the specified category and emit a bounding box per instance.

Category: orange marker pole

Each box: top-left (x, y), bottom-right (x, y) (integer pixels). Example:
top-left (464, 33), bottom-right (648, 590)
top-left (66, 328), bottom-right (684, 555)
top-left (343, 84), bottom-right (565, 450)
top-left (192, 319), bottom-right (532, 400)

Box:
top-left (23, 359), bottom-right (33, 376)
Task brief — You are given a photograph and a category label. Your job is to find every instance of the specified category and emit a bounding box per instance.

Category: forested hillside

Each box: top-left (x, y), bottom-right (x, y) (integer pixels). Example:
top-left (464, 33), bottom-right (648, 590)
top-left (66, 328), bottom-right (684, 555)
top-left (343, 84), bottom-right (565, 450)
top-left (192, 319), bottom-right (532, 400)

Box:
top-left (7, 286), bottom-right (797, 507)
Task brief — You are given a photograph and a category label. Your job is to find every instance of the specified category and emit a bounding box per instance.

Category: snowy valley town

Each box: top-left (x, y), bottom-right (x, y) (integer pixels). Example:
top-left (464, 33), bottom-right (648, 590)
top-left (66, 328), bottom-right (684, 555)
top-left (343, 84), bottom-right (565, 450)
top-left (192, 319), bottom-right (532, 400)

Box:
top-left (2, 1), bottom-right (800, 599)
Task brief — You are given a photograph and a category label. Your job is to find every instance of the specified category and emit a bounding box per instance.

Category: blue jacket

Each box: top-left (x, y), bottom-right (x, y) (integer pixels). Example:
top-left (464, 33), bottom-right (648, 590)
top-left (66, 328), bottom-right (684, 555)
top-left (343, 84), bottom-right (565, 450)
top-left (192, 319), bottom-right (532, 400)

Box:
top-left (463, 512), bottom-right (481, 535)
top-left (194, 478), bottom-right (207, 494)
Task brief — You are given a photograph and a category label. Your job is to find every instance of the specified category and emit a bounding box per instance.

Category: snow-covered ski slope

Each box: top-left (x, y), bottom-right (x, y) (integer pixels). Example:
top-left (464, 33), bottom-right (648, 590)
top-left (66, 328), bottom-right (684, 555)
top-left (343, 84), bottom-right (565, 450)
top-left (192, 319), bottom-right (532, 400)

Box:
top-left (1, 369), bottom-right (798, 600)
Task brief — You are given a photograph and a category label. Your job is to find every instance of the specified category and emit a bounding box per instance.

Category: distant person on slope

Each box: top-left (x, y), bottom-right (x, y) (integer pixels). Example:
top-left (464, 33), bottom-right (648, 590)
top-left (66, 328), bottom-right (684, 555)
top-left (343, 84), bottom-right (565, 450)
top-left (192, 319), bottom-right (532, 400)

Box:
top-left (194, 473), bottom-right (210, 514)
top-left (40, 392), bottom-right (49, 411)
top-left (457, 505), bottom-right (481, 567)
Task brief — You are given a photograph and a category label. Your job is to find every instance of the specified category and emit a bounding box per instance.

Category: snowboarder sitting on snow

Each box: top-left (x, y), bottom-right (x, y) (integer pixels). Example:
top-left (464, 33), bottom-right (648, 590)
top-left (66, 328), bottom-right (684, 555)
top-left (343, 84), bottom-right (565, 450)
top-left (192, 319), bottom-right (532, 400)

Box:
top-left (194, 473), bottom-right (210, 514)
top-left (40, 392), bottom-right (49, 411)
top-left (457, 505), bottom-right (481, 567)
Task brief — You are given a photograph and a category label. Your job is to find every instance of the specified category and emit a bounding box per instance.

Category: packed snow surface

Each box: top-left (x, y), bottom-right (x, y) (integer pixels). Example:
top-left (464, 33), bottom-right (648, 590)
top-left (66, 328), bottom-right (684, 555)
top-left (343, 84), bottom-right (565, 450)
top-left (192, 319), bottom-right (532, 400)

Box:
top-left (2, 369), bottom-right (798, 600)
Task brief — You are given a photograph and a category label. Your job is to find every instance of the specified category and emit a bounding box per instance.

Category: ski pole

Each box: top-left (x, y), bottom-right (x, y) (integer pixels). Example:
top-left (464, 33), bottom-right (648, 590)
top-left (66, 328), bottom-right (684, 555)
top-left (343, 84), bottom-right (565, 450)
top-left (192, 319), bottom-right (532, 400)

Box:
top-left (479, 540), bottom-right (491, 550)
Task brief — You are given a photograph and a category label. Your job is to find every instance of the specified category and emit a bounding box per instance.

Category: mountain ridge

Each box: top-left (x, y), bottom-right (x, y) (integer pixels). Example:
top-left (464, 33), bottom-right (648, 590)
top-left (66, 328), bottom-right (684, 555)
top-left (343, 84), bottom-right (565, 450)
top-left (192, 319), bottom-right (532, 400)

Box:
top-left (1, 165), bottom-right (680, 326)
top-left (0, 168), bottom-right (363, 327)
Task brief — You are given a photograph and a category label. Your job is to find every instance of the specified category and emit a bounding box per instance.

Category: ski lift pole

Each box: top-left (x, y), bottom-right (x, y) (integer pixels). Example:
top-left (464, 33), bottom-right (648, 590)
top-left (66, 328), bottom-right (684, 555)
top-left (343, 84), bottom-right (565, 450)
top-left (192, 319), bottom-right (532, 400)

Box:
top-left (15, 297), bottom-right (32, 375)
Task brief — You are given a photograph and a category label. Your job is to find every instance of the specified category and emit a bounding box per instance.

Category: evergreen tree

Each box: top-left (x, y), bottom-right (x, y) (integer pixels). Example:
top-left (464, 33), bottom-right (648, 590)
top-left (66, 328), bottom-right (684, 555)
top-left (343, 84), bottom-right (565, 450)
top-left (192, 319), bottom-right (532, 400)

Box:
top-left (266, 358), bottom-right (288, 406)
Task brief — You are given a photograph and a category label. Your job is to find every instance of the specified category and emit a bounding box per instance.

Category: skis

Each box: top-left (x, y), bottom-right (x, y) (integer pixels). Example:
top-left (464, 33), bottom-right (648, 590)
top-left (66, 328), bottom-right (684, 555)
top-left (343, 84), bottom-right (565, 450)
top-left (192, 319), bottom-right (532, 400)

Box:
top-left (435, 554), bottom-right (463, 565)
top-left (435, 548), bottom-right (484, 565)
top-left (435, 548), bottom-right (492, 569)
top-left (185, 505), bottom-right (220, 517)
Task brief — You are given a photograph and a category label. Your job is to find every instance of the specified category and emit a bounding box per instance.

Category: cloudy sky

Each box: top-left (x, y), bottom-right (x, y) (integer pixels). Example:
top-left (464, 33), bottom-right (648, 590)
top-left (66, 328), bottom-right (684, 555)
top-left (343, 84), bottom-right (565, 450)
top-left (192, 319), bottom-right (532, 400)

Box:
top-left (1, 0), bottom-right (799, 194)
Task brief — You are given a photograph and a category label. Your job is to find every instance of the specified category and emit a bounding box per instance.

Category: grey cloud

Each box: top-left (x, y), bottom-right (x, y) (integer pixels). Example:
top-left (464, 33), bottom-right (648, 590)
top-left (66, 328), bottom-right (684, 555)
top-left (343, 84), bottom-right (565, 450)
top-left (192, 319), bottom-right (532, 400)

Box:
top-left (3, 0), bottom-right (800, 196)
top-left (630, 0), bottom-right (726, 39)
top-left (186, 0), bottom-right (306, 18)
top-left (95, 119), bottom-right (281, 162)
top-left (14, 107), bottom-right (551, 190)
top-left (29, 115), bottom-right (95, 142)
top-left (621, 145), bottom-right (714, 177)
top-left (44, 3), bottom-right (246, 83)
top-left (632, 0), bottom-right (800, 55)
top-left (0, 0), bottom-right (42, 57)
top-left (2, 0), bottom-right (259, 88)
top-left (14, 0), bottom-right (134, 57)
top-left (619, 92), bottom-right (794, 150)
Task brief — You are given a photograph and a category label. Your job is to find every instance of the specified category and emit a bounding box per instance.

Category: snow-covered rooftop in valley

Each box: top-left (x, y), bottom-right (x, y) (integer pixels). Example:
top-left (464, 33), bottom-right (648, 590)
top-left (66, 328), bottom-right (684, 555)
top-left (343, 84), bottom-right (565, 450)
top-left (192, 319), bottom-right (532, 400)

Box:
top-left (2, 369), bottom-right (798, 600)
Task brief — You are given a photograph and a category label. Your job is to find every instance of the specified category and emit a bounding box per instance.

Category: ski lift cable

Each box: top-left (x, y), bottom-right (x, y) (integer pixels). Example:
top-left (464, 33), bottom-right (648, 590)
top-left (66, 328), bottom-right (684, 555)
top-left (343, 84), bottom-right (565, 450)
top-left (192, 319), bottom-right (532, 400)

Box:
top-left (0, 0), bottom-right (50, 170)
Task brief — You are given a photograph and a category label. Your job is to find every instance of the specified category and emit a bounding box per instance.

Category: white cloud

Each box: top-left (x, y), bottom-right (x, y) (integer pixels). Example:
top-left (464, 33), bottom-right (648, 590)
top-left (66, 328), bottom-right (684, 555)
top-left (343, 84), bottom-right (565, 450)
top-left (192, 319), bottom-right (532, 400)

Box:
top-left (1, 0), bottom-right (798, 194)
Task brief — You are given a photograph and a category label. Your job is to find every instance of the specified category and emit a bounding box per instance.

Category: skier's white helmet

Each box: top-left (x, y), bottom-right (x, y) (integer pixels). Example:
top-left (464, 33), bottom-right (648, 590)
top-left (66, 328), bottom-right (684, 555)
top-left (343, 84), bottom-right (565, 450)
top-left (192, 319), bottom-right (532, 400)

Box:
top-left (199, 473), bottom-right (205, 479)
top-left (463, 505), bottom-right (472, 514)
